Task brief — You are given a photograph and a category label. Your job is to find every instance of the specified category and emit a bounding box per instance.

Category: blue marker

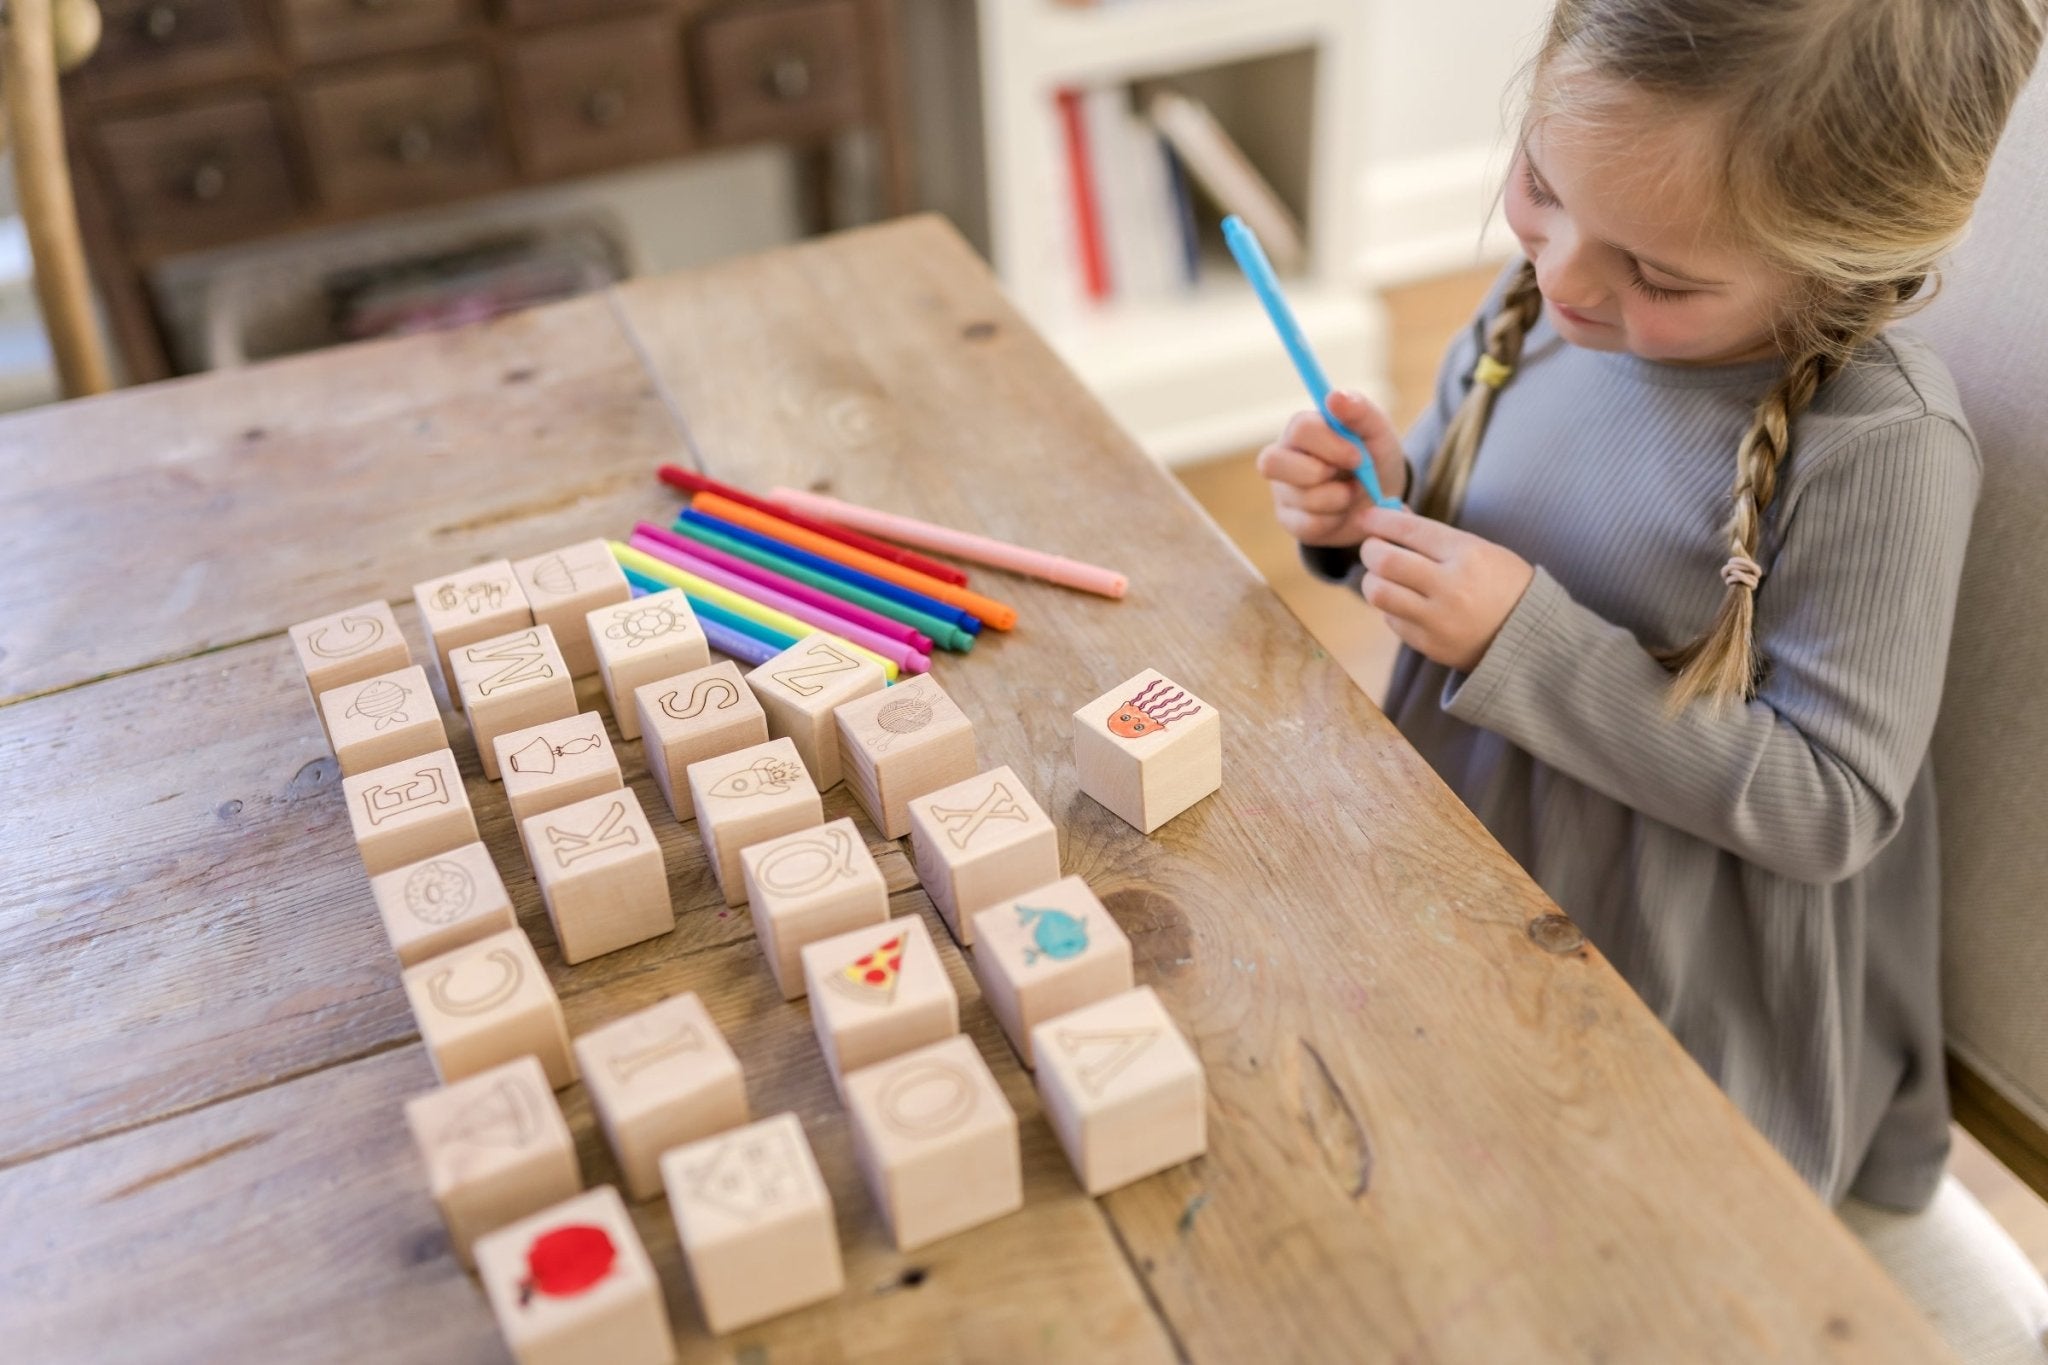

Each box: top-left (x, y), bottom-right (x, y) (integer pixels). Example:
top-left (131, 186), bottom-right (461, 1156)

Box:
top-left (1222, 214), bottom-right (1402, 509)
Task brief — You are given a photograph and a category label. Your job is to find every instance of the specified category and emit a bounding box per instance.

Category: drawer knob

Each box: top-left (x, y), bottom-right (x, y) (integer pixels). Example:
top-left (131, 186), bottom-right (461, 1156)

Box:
top-left (760, 50), bottom-right (813, 103)
top-left (143, 2), bottom-right (177, 42)
top-left (582, 85), bottom-right (628, 129)
top-left (391, 123), bottom-right (434, 165)
top-left (186, 160), bottom-right (227, 203)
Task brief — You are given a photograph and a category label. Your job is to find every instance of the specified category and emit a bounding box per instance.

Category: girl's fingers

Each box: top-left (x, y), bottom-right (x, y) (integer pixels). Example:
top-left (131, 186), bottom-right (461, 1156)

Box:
top-left (1280, 410), bottom-right (1363, 472)
top-left (1360, 570), bottom-right (1430, 622)
top-left (1360, 536), bottom-right (1439, 594)
top-left (1360, 504), bottom-right (1466, 561)
top-left (1284, 478), bottom-right (1364, 517)
top-left (1257, 442), bottom-right (1353, 491)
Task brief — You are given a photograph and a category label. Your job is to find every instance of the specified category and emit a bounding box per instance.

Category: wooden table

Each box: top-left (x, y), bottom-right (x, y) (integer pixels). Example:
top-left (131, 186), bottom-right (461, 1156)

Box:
top-left (0, 217), bottom-right (1948, 1362)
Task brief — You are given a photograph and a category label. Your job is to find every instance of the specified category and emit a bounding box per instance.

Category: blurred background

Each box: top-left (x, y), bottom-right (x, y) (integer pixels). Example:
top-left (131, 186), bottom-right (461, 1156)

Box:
top-left (6, 0), bottom-right (2041, 1273)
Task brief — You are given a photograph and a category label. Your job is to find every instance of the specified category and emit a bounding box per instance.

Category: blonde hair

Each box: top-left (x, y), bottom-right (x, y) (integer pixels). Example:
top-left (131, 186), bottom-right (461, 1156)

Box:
top-left (1418, 0), bottom-right (2046, 707)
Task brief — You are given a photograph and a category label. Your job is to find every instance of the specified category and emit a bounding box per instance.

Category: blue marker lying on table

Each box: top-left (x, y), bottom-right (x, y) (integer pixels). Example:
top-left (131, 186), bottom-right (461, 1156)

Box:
top-left (1222, 213), bottom-right (1404, 510)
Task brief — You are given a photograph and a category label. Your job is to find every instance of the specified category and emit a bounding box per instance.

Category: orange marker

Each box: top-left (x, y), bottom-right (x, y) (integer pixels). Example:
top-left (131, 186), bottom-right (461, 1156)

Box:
top-left (693, 493), bottom-right (1019, 631)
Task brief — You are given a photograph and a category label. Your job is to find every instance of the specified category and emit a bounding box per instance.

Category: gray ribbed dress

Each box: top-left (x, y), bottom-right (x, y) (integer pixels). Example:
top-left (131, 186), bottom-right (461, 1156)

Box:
top-left (1306, 271), bottom-right (1978, 1211)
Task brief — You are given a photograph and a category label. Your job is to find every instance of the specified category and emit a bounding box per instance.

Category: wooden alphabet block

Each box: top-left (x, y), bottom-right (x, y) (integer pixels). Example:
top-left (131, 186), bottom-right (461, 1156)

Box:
top-left (744, 635), bottom-right (886, 790)
top-left (476, 1184), bottom-right (674, 1365)
top-left (905, 765), bottom-right (1059, 946)
top-left (588, 589), bottom-right (709, 740)
top-left (573, 992), bottom-right (748, 1201)
top-left (843, 1034), bottom-right (1022, 1250)
top-left (662, 1112), bottom-right (843, 1334)
top-left (450, 624), bottom-right (578, 781)
top-left (801, 914), bottom-right (957, 1091)
top-left (498, 711), bottom-right (623, 865)
top-left (289, 599), bottom-right (410, 719)
top-left (413, 561), bottom-right (532, 692)
top-left (512, 540), bottom-right (630, 677)
top-left (1031, 985), bottom-right (1206, 1195)
top-left (403, 1055), bottom-right (579, 1267)
top-left (319, 664), bottom-right (448, 777)
top-left (741, 817), bottom-right (889, 999)
top-left (1073, 669), bottom-right (1221, 834)
top-left (833, 674), bottom-right (978, 838)
top-left (635, 661), bottom-right (768, 823)
top-left (342, 746), bottom-right (478, 875)
top-left (370, 840), bottom-right (518, 968)
top-left (686, 737), bottom-right (823, 906)
top-left (402, 927), bottom-right (577, 1088)
top-left (523, 788), bottom-right (673, 965)
top-left (969, 875), bottom-right (1134, 1069)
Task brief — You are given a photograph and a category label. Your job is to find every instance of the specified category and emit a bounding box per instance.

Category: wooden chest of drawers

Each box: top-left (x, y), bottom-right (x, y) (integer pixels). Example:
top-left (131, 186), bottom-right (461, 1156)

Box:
top-left (62, 0), bottom-right (911, 379)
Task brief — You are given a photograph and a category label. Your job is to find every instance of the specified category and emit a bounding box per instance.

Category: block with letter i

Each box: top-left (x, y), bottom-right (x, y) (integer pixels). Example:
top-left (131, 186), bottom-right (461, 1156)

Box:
top-left (343, 746), bottom-right (478, 875)
top-left (970, 875), bottom-right (1134, 1068)
top-left (745, 634), bottom-right (885, 789)
top-left (512, 540), bottom-right (630, 677)
top-left (905, 765), bottom-right (1059, 946)
top-left (413, 561), bottom-right (532, 693)
top-left (686, 737), bottom-right (823, 906)
top-left (476, 1185), bottom-right (674, 1365)
top-left (844, 1034), bottom-right (1022, 1250)
top-left (289, 599), bottom-right (409, 729)
top-left (589, 589), bottom-right (708, 740)
top-left (635, 661), bottom-right (768, 822)
top-left (1073, 669), bottom-right (1221, 834)
top-left (450, 625), bottom-right (577, 781)
top-left (742, 817), bottom-right (889, 999)
top-left (834, 673), bottom-right (977, 838)
top-left (403, 1055), bottom-right (580, 1267)
top-left (320, 664), bottom-right (447, 777)
top-left (402, 927), bottom-right (577, 1088)
top-left (573, 992), bottom-right (748, 1201)
top-left (523, 788), bottom-right (673, 965)
top-left (370, 840), bottom-right (518, 968)
top-left (801, 913), bottom-right (957, 1091)
top-left (1032, 985), bottom-right (1206, 1195)
top-left (662, 1112), bottom-right (844, 1334)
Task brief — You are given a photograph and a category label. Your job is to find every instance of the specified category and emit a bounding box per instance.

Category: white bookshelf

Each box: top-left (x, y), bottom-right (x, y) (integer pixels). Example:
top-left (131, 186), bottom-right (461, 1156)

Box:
top-left (974, 0), bottom-right (1388, 466)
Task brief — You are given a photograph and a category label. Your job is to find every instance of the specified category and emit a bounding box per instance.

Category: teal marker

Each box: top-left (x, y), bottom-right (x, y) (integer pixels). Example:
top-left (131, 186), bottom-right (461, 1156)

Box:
top-left (1222, 214), bottom-right (1402, 509)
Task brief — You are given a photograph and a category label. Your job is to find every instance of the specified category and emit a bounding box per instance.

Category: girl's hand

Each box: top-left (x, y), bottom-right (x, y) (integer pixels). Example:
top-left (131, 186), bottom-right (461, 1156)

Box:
top-left (1256, 390), bottom-right (1411, 548)
top-left (1357, 506), bottom-right (1536, 672)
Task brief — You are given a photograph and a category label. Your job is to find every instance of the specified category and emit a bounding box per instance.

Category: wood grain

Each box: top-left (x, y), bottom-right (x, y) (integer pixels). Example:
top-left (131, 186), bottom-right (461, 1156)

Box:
top-left (0, 217), bottom-right (1949, 1362)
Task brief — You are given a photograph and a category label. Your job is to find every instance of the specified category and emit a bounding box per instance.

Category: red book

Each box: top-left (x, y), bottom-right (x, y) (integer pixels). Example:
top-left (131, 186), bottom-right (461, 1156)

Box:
top-left (1056, 88), bottom-right (1112, 302)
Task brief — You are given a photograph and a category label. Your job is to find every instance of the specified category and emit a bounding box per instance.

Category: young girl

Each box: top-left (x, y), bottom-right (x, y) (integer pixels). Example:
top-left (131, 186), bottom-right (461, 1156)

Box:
top-left (1263, 0), bottom-right (2045, 1212)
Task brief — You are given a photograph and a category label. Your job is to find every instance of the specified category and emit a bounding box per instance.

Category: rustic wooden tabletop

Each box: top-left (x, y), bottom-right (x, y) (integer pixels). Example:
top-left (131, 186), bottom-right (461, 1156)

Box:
top-left (0, 217), bottom-right (1949, 1362)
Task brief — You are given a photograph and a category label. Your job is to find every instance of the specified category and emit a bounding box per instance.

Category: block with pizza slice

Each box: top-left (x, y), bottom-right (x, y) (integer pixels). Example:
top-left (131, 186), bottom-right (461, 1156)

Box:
top-left (800, 914), bottom-right (958, 1093)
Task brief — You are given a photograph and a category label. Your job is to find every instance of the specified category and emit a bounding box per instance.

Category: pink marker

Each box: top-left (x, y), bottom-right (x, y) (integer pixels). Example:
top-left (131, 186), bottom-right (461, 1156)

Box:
top-left (626, 532), bottom-right (930, 676)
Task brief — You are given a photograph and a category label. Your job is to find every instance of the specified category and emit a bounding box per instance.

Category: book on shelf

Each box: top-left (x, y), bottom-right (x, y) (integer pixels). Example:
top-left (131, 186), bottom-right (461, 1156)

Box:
top-left (1146, 88), bottom-right (1307, 273)
top-left (1052, 83), bottom-right (1302, 311)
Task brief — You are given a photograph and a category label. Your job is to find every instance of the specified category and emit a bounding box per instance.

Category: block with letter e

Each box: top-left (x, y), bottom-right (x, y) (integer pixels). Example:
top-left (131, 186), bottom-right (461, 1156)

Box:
top-left (343, 746), bottom-right (477, 875)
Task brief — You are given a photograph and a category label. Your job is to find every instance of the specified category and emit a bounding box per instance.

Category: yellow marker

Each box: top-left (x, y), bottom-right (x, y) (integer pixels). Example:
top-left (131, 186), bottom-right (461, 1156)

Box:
top-left (608, 542), bottom-right (899, 682)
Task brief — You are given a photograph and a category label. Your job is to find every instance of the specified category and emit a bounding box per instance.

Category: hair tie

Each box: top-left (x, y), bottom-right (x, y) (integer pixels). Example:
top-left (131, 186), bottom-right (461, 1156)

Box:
top-left (1721, 554), bottom-right (1763, 591)
top-left (1473, 354), bottom-right (1514, 389)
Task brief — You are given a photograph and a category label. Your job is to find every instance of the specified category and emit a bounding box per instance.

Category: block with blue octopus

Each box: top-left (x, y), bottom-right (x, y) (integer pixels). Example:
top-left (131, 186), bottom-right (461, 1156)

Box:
top-left (1072, 668), bottom-right (1221, 834)
top-left (969, 875), bottom-right (1134, 1069)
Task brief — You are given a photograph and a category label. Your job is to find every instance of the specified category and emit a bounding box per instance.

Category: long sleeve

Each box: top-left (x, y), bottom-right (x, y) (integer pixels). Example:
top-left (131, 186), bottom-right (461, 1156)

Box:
top-left (1440, 412), bottom-right (1979, 884)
